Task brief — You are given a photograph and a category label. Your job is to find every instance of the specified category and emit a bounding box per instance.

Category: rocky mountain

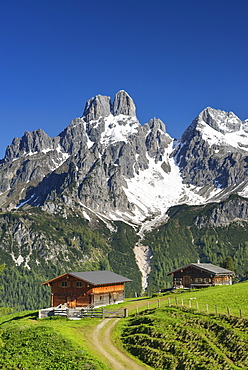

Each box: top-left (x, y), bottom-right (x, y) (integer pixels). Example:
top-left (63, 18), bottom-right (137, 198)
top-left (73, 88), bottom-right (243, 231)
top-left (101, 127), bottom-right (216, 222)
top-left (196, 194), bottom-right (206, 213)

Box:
top-left (0, 91), bottom-right (173, 224)
top-left (174, 107), bottom-right (248, 201)
top-left (2, 90), bottom-right (248, 227)
top-left (1, 90), bottom-right (248, 309)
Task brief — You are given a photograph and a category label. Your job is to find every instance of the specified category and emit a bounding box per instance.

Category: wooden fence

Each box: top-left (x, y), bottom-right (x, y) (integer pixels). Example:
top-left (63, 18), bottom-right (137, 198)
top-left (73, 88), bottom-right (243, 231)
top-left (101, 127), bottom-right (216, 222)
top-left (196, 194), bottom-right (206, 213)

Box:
top-left (39, 307), bottom-right (125, 319)
top-left (132, 297), bottom-right (246, 319)
top-left (167, 297), bottom-right (244, 318)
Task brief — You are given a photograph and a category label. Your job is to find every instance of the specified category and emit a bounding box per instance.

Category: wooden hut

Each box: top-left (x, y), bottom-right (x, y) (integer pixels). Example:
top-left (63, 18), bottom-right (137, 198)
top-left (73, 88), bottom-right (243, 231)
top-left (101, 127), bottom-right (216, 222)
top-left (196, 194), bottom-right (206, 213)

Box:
top-left (167, 262), bottom-right (235, 289)
top-left (42, 270), bottom-right (132, 308)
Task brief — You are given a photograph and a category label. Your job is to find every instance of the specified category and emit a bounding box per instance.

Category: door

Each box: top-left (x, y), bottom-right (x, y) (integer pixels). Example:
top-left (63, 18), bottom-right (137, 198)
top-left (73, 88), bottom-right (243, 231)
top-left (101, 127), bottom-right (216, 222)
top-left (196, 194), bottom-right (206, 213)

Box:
top-left (182, 276), bottom-right (190, 288)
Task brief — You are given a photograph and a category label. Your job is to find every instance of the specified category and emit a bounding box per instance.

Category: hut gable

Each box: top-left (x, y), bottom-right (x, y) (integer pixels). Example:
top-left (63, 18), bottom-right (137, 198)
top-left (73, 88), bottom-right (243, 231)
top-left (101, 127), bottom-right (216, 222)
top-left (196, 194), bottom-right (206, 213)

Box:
top-left (167, 262), bottom-right (235, 289)
top-left (42, 270), bottom-right (132, 308)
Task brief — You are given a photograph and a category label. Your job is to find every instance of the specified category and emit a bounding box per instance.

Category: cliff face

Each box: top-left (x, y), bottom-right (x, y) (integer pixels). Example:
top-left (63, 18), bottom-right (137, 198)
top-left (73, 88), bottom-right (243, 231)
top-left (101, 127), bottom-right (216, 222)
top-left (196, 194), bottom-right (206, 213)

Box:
top-left (195, 195), bottom-right (248, 227)
top-left (174, 107), bottom-right (248, 199)
top-left (1, 91), bottom-right (248, 227)
top-left (0, 91), bottom-right (174, 223)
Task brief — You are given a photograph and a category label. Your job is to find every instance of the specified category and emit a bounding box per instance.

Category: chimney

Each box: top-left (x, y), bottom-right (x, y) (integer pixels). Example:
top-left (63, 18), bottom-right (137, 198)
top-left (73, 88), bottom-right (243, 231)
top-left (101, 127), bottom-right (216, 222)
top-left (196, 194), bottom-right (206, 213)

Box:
top-left (197, 259), bottom-right (200, 264)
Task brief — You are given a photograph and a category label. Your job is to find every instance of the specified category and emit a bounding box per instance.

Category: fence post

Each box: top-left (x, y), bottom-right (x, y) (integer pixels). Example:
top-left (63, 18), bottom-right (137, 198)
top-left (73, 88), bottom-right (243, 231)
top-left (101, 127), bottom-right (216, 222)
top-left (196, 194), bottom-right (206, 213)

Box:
top-left (239, 309), bottom-right (242, 319)
top-left (196, 302), bottom-right (199, 310)
top-left (175, 297), bottom-right (178, 307)
top-left (168, 298), bottom-right (171, 307)
top-left (206, 304), bottom-right (208, 313)
top-left (158, 299), bottom-right (160, 308)
top-left (102, 307), bottom-right (104, 319)
top-left (189, 300), bottom-right (192, 308)
top-left (227, 307), bottom-right (230, 316)
top-left (136, 306), bottom-right (139, 315)
top-left (124, 308), bottom-right (128, 318)
top-left (181, 298), bottom-right (184, 307)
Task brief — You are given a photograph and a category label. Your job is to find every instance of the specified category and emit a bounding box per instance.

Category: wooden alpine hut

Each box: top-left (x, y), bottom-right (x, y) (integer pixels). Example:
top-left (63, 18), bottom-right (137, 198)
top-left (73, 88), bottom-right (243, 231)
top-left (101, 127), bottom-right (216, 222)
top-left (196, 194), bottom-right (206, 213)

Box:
top-left (42, 270), bottom-right (132, 308)
top-left (167, 262), bottom-right (235, 289)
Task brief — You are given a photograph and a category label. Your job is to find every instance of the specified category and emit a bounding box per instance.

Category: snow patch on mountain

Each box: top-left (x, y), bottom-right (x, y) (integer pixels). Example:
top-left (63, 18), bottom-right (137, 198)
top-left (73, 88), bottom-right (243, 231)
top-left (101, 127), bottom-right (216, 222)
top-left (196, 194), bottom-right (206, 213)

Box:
top-left (123, 141), bottom-right (206, 223)
top-left (199, 120), bottom-right (248, 151)
top-left (100, 114), bottom-right (140, 146)
top-left (204, 109), bottom-right (242, 133)
top-left (238, 185), bottom-right (248, 198)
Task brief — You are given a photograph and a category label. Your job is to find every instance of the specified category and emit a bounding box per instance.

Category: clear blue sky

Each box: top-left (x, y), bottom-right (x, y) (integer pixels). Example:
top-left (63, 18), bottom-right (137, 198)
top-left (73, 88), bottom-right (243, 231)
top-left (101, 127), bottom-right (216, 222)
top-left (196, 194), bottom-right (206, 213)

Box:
top-left (1, 0), bottom-right (248, 158)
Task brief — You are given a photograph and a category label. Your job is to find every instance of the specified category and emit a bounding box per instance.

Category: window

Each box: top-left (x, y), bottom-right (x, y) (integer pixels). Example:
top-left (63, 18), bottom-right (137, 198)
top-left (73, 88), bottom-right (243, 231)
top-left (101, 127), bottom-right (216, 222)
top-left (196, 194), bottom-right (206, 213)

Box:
top-left (76, 281), bottom-right (82, 287)
top-left (195, 278), bottom-right (202, 283)
top-left (61, 281), bottom-right (67, 287)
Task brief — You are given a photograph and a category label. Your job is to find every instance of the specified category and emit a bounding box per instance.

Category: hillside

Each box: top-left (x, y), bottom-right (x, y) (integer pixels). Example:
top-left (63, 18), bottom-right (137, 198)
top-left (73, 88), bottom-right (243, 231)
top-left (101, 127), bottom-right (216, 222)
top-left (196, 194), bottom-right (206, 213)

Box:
top-left (1, 91), bottom-right (248, 309)
top-left (0, 209), bottom-right (141, 310)
top-left (0, 283), bottom-right (247, 370)
top-left (1, 195), bottom-right (248, 310)
top-left (144, 195), bottom-right (248, 292)
top-left (120, 282), bottom-right (248, 369)
top-left (0, 311), bottom-right (108, 370)
top-left (121, 306), bottom-right (248, 369)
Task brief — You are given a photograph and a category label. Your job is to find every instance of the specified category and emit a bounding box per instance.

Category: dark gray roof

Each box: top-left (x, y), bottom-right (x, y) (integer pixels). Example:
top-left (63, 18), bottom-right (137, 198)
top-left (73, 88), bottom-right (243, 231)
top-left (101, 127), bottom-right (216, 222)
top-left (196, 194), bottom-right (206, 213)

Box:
top-left (167, 263), bottom-right (235, 276)
top-left (68, 270), bottom-right (132, 285)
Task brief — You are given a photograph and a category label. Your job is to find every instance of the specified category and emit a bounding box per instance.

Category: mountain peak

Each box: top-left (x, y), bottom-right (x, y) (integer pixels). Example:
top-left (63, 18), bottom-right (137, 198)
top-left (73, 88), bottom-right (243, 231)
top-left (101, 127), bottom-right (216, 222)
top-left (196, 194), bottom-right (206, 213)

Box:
top-left (3, 91), bottom-right (248, 230)
top-left (82, 91), bottom-right (136, 122)
top-left (198, 107), bottom-right (242, 134)
top-left (82, 94), bottom-right (111, 122)
top-left (113, 90), bottom-right (136, 117)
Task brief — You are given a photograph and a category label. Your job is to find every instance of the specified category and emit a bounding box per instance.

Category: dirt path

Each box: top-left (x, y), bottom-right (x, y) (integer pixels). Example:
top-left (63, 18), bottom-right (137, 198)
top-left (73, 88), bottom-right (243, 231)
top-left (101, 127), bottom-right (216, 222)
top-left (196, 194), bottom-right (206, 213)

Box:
top-left (82, 298), bottom-right (169, 369)
top-left (88, 317), bottom-right (150, 370)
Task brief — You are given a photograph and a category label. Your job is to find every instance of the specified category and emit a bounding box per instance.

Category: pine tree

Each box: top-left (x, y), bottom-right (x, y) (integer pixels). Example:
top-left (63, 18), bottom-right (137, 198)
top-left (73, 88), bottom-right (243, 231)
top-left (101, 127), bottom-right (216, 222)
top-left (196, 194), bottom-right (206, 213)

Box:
top-left (223, 255), bottom-right (235, 272)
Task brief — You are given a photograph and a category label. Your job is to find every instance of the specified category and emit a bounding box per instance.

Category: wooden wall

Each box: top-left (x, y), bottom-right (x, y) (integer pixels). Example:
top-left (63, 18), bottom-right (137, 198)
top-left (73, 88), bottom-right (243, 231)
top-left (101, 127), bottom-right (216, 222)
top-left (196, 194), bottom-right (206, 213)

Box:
top-left (172, 267), bottom-right (232, 288)
top-left (49, 275), bottom-right (125, 307)
top-left (213, 276), bottom-right (232, 285)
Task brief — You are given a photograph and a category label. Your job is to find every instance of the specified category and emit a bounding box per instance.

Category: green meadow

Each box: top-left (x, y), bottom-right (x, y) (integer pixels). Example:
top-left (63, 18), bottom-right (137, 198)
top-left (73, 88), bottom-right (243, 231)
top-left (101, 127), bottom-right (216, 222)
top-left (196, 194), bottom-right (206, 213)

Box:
top-left (0, 311), bottom-right (108, 370)
top-left (122, 281), bottom-right (248, 318)
top-left (0, 281), bottom-right (247, 369)
top-left (161, 281), bottom-right (248, 317)
top-left (120, 282), bottom-right (248, 369)
top-left (120, 307), bottom-right (248, 369)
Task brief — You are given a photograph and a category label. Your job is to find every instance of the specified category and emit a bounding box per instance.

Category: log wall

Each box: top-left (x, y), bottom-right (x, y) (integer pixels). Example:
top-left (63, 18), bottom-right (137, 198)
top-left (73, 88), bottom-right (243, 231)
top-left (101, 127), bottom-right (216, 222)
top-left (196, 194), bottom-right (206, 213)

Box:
top-left (172, 266), bottom-right (233, 288)
top-left (49, 275), bottom-right (125, 307)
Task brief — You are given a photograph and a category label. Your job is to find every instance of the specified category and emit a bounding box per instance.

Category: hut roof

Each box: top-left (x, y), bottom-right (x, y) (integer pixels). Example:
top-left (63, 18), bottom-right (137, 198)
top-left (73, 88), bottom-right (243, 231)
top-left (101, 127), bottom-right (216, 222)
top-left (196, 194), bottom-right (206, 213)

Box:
top-left (42, 270), bottom-right (132, 286)
top-left (167, 263), bottom-right (235, 276)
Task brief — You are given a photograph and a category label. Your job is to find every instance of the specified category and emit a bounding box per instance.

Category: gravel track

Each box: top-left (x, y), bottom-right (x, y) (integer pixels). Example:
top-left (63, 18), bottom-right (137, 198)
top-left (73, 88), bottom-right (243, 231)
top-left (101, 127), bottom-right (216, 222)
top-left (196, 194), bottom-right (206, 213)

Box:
top-left (89, 317), bottom-right (149, 369)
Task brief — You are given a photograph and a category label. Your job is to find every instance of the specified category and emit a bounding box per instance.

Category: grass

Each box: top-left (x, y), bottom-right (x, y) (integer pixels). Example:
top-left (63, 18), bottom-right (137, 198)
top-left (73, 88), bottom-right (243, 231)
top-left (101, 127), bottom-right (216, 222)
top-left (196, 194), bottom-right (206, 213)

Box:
top-left (121, 281), bottom-right (248, 318)
top-left (116, 282), bottom-right (248, 369)
top-left (0, 281), bottom-right (247, 369)
top-left (0, 311), bottom-right (109, 370)
top-left (120, 307), bottom-right (248, 369)
top-left (162, 281), bottom-right (248, 317)
top-left (111, 317), bottom-right (154, 369)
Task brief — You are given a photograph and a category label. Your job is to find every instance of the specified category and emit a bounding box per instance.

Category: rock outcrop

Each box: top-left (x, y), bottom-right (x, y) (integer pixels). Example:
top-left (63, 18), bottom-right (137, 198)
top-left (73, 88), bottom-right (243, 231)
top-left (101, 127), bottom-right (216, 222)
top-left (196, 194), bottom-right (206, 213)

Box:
top-left (195, 196), bottom-right (248, 227)
top-left (112, 90), bottom-right (136, 116)
top-left (0, 91), bottom-right (248, 226)
top-left (175, 107), bottom-right (248, 193)
top-left (83, 95), bottom-right (112, 122)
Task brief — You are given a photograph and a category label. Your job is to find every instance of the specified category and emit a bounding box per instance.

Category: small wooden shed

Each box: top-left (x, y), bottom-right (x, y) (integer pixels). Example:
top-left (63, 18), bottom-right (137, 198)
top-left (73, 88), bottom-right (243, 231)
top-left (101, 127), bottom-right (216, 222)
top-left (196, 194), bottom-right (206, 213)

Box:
top-left (167, 262), bottom-right (235, 289)
top-left (42, 270), bottom-right (132, 308)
